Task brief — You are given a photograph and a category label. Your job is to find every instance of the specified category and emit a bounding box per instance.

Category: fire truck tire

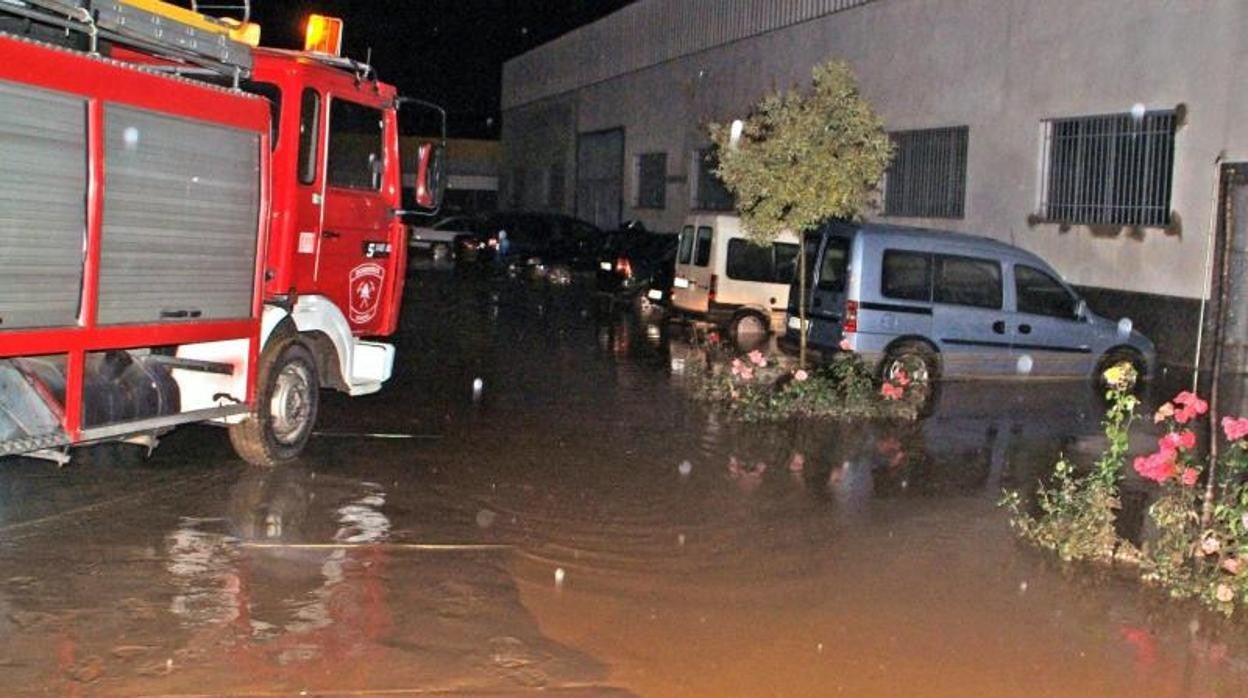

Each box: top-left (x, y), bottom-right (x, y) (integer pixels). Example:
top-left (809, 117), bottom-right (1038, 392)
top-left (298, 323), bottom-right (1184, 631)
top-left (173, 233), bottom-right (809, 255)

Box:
top-left (229, 338), bottom-right (319, 467)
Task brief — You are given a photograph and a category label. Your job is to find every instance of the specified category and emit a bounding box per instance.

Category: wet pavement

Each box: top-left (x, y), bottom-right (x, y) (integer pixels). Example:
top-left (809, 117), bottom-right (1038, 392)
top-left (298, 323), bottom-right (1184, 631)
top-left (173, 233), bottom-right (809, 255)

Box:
top-left (3, 265), bottom-right (1248, 696)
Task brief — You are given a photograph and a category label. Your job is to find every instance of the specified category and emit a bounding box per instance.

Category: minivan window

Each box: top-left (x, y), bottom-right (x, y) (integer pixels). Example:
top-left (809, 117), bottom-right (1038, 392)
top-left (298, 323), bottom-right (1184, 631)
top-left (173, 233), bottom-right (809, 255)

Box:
top-left (934, 255), bottom-right (1001, 309)
top-left (817, 237), bottom-right (851, 292)
top-left (881, 250), bottom-right (932, 302)
top-left (1016, 264), bottom-right (1077, 318)
top-left (678, 225), bottom-right (694, 264)
top-left (694, 226), bottom-right (712, 267)
top-left (726, 239), bottom-right (799, 283)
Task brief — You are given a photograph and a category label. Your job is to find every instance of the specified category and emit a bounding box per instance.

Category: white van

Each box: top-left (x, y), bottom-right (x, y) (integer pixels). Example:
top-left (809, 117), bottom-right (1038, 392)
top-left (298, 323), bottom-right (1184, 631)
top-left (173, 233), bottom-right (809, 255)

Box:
top-left (670, 214), bottom-right (799, 337)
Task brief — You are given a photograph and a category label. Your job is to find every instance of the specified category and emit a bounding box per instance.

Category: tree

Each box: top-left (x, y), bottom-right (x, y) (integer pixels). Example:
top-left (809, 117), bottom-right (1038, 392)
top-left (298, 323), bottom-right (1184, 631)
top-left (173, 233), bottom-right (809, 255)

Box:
top-left (709, 61), bottom-right (893, 365)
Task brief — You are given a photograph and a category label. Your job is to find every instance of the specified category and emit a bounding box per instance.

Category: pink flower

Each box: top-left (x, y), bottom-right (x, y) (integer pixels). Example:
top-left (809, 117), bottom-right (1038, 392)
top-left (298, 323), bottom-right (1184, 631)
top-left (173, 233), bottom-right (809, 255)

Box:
top-left (1202, 536), bottom-right (1222, 556)
top-left (1159, 430), bottom-right (1196, 452)
top-left (1223, 416), bottom-right (1248, 442)
top-left (1173, 391), bottom-right (1209, 425)
top-left (880, 383), bottom-right (904, 401)
top-left (794, 369), bottom-right (809, 382)
top-left (731, 359), bottom-right (755, 381)
top-left (1222, 558), bottom-right (1244, 576)
top-left (788, 452), bottom-right (806, 473)
top-left (892, 369), bottom-right (911, 387)
top-left (1154, 402), bottom-right (1175, 424)
top-left (706, 331), bottom-right (721, 345)
top-left (838, 338), bottom-right (852, 351)
top-left (747, 350), bottom-right (767, 367)
top-left (1216, 584), bottom-right (1235, 603)
top-left (1181, 468), bottom-right (1200, 487)
top-left (1133, 449), bottom-right (1178, 483)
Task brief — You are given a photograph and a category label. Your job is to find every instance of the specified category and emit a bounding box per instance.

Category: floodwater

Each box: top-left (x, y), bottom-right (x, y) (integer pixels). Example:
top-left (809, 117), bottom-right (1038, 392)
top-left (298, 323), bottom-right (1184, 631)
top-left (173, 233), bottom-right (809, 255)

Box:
top-left (2, 266), bottom-right (1248, 696)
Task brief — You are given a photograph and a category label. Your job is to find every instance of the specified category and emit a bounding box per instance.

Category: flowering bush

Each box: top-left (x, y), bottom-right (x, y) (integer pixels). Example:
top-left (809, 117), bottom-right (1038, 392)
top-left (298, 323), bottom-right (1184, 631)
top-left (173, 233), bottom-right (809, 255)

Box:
top-left (1007, 362), bottom-right (1248, 615)
top-left (1003, 364), bottom-right (1138, 562)
top-left (692, 345), bottom-right (919, 422)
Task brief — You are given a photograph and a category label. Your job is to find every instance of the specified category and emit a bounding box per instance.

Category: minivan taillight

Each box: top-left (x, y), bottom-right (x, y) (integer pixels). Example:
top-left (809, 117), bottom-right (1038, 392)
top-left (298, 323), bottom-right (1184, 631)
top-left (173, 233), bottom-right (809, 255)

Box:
top-left (708, 274), bottom-right (718, 303)
top-left (615, 256), bottom-right (633, 278)
top-left (844, 299), bottom-right (858, 333)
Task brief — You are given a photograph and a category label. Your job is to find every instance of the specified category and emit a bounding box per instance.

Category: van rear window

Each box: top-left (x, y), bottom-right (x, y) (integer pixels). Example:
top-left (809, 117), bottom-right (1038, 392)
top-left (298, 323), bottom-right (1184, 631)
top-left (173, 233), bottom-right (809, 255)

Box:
top-left (881, 250), bottom-right (932, 302)
top-left (678, 225), bottom-right (694, 264)
top-left (726, 239), bottom-right (799, 283)
top-left (694, 226), bottom-right (713, 267)
top-left (817, 237), bottom-right (850, 292)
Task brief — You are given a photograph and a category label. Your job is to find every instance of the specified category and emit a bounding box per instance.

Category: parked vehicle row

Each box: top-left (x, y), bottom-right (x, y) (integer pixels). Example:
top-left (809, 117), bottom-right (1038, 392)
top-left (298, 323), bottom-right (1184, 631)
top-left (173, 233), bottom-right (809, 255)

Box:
top-left (410, 208), bottom-right (1154, 389)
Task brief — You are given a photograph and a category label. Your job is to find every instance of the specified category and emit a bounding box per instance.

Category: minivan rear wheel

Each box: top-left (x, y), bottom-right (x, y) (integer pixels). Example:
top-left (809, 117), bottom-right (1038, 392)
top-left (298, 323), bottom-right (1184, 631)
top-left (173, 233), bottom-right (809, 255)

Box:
top-left (881, 342), bottom-right (937, 398)
top-left (731, 311), bottom-right (769, 340)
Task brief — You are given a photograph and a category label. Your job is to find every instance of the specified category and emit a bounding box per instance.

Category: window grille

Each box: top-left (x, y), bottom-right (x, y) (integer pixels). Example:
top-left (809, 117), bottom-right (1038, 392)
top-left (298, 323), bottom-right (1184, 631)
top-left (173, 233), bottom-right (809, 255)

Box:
top-left (693, 148), bottom-right (734, 211)
top-left (636, 152), bottom-right (667, 209)
top-left (1038, 110), bottom-right (1175, 227)
top-left (883, 126), bottom-right (968, 219)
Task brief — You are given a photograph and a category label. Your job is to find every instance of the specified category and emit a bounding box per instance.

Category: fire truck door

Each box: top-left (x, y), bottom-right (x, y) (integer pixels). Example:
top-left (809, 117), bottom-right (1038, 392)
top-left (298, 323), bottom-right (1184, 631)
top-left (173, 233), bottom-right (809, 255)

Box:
top-left (316, 96), bottom-right (395, 336)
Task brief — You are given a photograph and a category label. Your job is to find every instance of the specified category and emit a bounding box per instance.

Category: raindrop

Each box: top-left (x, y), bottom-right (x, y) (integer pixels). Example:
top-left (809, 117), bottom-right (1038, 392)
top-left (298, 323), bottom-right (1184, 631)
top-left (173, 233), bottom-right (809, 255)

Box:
top-left (678, 460), bottom-right (693, 477)
top-left (817, 643), bottom-right (824, 653)
top-left (1019, 580), bottom-right (1028, 593)
top-left (472, 377), bottom-right (484, 402)
top-left (123, 126), bottom-right (140, 148)
top-left (554, 567), bottom-right (565, 587)
top-left (1117, 317), bottom-right (1134, 337)
top-left (1131, 102), bottom-right (1146, 122)
top-left (1016, 354), bottom-right (1033, 375)
top-left (677, 533), bottom-right (686, 546)
top-left (476, 509), bottom-right (497, 528)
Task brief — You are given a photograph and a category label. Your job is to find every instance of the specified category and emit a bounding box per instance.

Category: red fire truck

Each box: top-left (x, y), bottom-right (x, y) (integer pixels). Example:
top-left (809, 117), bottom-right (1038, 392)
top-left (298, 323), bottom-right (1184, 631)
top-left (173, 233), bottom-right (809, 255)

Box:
top-left (0, 1), bottom-right (444, 466)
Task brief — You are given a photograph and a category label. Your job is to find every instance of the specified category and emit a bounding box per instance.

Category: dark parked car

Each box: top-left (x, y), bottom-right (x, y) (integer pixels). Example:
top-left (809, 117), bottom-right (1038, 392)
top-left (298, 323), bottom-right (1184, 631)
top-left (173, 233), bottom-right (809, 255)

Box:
top-left (475, 212), bottom-right (603, 271)
top-left (595, 229), bottom-right (678, 315)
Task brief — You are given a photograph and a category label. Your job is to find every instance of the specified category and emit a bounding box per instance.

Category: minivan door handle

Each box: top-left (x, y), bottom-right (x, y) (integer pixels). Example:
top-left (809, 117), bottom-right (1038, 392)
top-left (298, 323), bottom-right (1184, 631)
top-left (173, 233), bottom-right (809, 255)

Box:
top-left (1018, 324), bottom-right (1032, 335)
top-left (992, 320), bottom-right (1006, 335)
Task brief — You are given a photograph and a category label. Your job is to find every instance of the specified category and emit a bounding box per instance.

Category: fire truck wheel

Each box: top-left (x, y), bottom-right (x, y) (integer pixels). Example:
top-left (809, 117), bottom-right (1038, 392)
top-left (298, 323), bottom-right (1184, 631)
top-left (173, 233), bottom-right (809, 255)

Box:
top-left (230, 339), bottom-right (319, 467)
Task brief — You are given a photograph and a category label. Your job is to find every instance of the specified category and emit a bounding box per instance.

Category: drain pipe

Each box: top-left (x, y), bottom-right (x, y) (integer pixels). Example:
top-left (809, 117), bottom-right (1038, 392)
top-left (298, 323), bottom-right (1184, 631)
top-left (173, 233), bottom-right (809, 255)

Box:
top-left (1192, 155), bottom-right (1225, 391)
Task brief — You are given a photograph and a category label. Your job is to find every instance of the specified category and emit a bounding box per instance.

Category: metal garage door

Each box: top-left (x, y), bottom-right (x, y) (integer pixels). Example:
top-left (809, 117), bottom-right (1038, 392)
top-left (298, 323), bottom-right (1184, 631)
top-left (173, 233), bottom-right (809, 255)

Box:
top-left (576, 128), bottom-right (623, 231)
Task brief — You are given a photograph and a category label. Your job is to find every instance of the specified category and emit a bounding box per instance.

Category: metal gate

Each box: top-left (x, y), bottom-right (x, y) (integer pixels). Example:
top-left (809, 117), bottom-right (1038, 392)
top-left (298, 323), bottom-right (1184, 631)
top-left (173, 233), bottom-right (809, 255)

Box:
top-left (1208, 163), bottom-right (1248, 414)
top-left (576, 128), bottom-right (623, 230)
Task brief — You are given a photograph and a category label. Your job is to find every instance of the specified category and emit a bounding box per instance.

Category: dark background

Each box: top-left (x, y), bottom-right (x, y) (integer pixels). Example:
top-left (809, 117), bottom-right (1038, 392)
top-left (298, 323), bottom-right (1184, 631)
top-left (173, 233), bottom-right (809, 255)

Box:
top-left (249, 1), bottom-right (635, 138)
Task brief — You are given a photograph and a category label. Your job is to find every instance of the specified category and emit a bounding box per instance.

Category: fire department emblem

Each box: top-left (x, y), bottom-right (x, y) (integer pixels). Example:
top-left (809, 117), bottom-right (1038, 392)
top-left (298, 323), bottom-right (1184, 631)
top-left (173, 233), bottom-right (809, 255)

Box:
top-left (348, 262), bottom-right (385, 325)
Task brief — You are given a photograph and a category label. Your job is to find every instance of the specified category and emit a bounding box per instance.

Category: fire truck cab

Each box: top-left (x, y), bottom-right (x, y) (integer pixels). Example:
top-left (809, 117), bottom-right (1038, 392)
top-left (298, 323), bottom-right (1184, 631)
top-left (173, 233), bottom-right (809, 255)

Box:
top-left (0, 0), bottom-right (443, 467)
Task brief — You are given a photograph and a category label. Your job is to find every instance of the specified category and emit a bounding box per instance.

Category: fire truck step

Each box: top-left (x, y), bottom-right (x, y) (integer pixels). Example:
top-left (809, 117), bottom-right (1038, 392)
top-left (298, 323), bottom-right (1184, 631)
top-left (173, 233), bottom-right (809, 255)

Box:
top-left (1, 431), bottom-right (70, 457)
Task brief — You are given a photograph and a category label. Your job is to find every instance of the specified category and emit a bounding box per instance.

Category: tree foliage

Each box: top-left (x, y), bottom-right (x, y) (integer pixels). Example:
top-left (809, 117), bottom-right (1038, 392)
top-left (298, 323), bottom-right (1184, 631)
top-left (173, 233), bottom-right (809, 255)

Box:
top-left (708, 61), bottom-right (893, 244)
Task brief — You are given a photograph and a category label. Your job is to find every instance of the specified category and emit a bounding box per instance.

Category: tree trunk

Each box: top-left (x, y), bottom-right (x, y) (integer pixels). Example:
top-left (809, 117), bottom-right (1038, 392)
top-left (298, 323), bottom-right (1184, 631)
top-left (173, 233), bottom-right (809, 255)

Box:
top-left (799, 239), bottom-right (808, 368)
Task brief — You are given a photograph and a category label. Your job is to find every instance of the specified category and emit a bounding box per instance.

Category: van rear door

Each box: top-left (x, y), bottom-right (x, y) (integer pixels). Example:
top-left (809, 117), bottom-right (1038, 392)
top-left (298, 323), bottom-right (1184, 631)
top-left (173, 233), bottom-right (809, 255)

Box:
top-left (930, 254), bottom-right (1013, 375)
top-left (672, 223), bottom-right (713, 315)
top-left (804, 233), bottom-right (852, 347)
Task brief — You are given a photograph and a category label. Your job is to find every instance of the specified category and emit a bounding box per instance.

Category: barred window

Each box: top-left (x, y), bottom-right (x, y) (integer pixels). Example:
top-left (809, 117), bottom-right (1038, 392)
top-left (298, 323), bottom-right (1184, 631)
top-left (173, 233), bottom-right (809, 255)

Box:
top-left (693, 148), bottom-right (734, 211)
top-left (636, 152), bottom-right (667, 209)
top-left (1038, 111), bottom-right (1176, 227)
top-left (883, 126), bottom-right (968, 219)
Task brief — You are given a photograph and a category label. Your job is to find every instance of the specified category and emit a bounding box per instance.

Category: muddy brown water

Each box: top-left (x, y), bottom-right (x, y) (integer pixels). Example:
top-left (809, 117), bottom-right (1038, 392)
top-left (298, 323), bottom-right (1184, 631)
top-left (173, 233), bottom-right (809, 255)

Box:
top-left (0, 267), bottom-right (1246, 696)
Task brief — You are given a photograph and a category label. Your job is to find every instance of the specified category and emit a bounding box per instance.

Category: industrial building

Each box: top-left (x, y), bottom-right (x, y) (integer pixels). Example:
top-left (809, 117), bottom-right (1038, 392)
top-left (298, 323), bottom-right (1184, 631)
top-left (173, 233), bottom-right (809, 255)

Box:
top-left (501, 0), bottom-right (1248, 367)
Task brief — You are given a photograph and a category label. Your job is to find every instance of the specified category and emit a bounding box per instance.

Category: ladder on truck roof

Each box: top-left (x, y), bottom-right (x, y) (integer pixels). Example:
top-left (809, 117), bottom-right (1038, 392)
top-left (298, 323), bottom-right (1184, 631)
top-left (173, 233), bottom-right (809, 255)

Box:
top-left (3, 0), bottom-right (255, 81)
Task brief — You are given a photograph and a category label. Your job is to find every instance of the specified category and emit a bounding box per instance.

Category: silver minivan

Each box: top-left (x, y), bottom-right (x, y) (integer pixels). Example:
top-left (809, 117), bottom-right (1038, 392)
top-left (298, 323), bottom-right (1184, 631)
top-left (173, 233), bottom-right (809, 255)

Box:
top-left (781, 221), bottom-right (1156, 385)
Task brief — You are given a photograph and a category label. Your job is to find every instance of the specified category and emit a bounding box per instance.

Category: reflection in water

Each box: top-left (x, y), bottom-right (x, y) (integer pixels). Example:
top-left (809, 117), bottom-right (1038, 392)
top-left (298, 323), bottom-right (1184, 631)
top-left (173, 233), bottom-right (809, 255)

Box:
top-left (163, 471), bottom-right (394, 668)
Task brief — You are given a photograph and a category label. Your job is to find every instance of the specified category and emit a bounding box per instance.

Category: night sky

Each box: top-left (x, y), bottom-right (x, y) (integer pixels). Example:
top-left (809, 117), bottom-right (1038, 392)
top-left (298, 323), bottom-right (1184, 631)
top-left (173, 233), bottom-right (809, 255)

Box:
top-left (248, 1), bottom-right (636, 138)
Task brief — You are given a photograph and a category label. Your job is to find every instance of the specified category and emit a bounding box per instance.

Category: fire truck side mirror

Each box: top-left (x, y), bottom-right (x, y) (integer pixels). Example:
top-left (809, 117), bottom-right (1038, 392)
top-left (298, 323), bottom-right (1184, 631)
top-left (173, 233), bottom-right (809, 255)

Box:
top-left (417, 141), bottom-right (446, 209)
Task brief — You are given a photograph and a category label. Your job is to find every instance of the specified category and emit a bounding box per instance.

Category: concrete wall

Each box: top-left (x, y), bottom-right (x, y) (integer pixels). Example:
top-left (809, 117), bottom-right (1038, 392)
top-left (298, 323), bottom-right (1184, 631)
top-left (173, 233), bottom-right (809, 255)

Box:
top-left (502, 0), bottom-right (1248, 364)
